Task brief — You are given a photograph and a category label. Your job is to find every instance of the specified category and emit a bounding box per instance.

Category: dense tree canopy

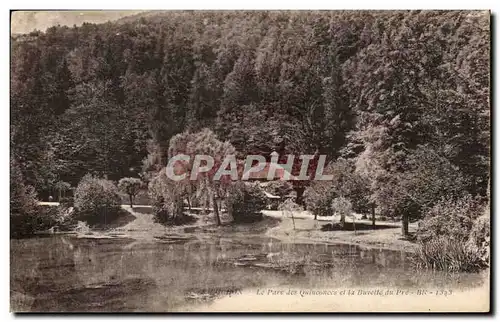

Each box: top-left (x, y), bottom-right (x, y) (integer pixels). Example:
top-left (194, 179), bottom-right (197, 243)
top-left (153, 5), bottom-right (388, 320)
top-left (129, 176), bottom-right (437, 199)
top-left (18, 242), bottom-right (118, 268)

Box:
top-left (11, 11), bottom-right (490, 235)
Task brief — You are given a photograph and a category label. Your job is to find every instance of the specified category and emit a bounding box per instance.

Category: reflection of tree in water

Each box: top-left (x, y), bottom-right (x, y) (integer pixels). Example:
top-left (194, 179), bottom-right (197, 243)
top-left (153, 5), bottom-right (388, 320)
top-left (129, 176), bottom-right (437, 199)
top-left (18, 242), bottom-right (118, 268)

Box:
top-left (11, 236), bottom-right (79, 311)
top-left (11, 236), bottom-right (161, 311)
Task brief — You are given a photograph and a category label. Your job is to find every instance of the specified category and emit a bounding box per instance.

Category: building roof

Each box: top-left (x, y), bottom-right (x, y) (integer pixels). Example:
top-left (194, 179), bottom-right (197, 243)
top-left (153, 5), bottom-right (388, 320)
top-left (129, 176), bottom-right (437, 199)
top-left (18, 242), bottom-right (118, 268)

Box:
top-left (242, 162), bottom-right (294, 181)
top-left (263, 191), bottom-right (281, 199)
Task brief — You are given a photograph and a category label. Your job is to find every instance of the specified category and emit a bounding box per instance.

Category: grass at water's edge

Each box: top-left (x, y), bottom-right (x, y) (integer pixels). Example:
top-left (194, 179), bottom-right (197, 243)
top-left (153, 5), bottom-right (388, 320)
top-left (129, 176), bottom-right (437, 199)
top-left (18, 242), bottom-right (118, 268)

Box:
top-left (264, 213), bottom-right (419, 253)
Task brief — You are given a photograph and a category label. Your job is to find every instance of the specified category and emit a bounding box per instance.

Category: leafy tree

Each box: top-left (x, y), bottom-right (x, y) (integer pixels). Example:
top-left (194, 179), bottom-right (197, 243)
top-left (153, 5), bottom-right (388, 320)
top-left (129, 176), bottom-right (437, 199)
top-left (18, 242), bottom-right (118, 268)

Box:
top-left (164, 129), bottom-right (236, 225)
top-left (148, 171), bottom-right (187, 224)
top-left (54, 181), bottom-right (71, 201)
top-left (73, 174), bottom-right (121, 224)
top-left (226, 182), bottom-right (267, 223)
top-left (118, 177), bottom-right (143, 208)
top-left (10, 11), bottom-right (489, 241)
top-left (344, 11), bottom-right (489, 236)
top-left (331, 196), bottom-right (353, 229)
top-left (10, 158), bottom-right (40, 237)
top-left (305, 158), bottom-right (370, 221)
top-left (278, 198), bottom-right (304, 230)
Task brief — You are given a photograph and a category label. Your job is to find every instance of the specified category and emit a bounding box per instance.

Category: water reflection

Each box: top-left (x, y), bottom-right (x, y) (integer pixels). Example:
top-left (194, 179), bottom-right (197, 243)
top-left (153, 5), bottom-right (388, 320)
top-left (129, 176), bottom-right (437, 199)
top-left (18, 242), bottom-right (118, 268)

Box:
top-left (10, 234), bottom-right (483, 312)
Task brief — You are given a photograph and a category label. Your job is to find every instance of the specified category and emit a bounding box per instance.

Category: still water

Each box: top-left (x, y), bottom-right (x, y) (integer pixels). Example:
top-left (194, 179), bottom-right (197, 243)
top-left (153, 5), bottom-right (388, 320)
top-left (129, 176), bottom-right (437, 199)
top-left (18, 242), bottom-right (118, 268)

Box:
top-left (10, 232), bottom-right (484, 312)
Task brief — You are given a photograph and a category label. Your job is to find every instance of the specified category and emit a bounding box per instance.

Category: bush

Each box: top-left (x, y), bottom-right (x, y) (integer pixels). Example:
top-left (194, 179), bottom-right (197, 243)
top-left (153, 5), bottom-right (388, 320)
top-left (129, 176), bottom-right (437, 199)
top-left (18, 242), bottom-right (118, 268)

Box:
top-left (73, 174), bottom-right (121, 225)
top-left (415, 195), bottom-right (488, 272)
top-left (304, 158), bottom-right (371, 218)
top-left (304, 181), bottom-right (334, 218)
top-left (467, 212), bottom-right (490, 265)
top-left (148, 172), bottom-right (193, 225)
top-left (226, 182), bottom-right (266, 223)
top-left (11, 205), bottom-right (59, 237)
top-left (262, 181), bottom-right (293, 198)
top-left (414, 237), bottom-right (485, 272)
top-left (417, 194), bottom-right (483, 243)
top-left (331, 196), bottom-right (353, 228)
top-left (59, 196), bottom-right (74, 207)
top-left (10, 159), bottom-right (55, 237)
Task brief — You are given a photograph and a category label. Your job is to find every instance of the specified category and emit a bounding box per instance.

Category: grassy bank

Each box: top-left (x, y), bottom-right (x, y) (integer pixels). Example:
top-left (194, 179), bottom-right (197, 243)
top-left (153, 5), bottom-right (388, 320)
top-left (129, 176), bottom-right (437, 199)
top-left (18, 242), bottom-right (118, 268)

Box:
top-left (263, 210), bottom-right (419, 253)
top-left (42, 203), bottom-right (418, 253)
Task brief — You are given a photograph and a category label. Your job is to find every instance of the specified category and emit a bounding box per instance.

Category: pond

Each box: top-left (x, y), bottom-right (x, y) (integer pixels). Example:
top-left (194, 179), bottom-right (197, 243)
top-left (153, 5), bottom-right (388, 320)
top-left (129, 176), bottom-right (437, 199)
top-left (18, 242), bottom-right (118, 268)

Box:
top-left (10, 231), bottom-right (485, 312)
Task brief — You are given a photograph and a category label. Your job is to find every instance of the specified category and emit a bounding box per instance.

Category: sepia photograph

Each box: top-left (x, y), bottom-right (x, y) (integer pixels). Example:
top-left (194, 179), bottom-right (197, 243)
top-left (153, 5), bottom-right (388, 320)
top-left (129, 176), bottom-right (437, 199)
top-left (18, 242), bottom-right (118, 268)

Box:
top-left (9, 9), bottom-right (491, 313)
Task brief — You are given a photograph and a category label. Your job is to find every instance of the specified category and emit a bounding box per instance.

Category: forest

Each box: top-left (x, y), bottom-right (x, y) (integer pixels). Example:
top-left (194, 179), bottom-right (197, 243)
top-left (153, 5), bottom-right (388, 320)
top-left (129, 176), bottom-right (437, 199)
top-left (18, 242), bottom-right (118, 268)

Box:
top-left (10, 11), bottom-right (490, 271)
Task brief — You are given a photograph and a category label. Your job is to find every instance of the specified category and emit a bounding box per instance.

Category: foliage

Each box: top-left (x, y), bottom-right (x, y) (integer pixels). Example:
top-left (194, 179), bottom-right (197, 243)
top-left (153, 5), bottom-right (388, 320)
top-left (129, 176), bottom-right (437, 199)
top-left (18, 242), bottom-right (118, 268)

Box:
top-left (11, 11), bottom-right (361, 196)
top-left (262, 181), bottom-right (293, 199)
top-left (304, 180), bottom-right (334, 219)
top-left (331, 196), bottom-right (353, 228)
top-left (74, 221), bottom-right (91, 234)
top-left (10, 158), bottom-right (51, 237)
top-left (10, 11), bottom-right (489, 244)
top-left (346, 11), bottom-right (489, 235)
top-left (304, 158), bottom-right (370, 219)
top-left (278, 198), bottom-right (304, 230)
top-left (414, 195), bottom-right (488, 272)
top-left (162, 129), bottom-right (236, 225)
top-left (414, 237), bottom-right (485, 272)
top-left (59, 196), bottom-right (74, 207)
top-left (417, 194), bottom-right (483, 243)
top-left (11, 159), bottom-right (38, 228)
top-left (118, 177), bottom-right (143, 207)
top-left (73, 174), bottom-right (122, 224)
top-left (467, 212), bottom-right (490, 265)
top-left (226, 182), bottom-right (266, 223)
top-left (148, 171), bottom-right (194, 225)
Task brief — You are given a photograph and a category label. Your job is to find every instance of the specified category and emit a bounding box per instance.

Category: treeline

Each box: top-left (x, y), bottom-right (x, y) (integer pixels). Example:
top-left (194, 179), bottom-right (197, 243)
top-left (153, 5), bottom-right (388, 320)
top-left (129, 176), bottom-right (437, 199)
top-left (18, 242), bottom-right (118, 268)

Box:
top-left (11, 11), bottom-right (489, 230)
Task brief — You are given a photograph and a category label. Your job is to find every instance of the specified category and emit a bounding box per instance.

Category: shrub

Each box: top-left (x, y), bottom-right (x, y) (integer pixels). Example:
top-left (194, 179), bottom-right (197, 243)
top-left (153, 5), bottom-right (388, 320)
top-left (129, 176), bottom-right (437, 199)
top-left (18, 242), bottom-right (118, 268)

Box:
top-left (415, 195), bottom-right (488, 272)
top-left (59, 196), bottom-right (74, 208)
top-left (304, 158), bottom-right (371, 219)
top-left (226, 182), bottom-right (266, 223)
top-left (73, 174), bottom-right (121, 225)
top-left (148, 172), bottom-right (192, 225)
top-left (10, 159), bottom-right (53, 237)
top-left (151, 196), bottom-right (192, 225)
top-left (53, 197), bottom-right (76, 230)
top-left (414, 237), bottom-right (485, 272)
top-left (417, 194), bottom-right (483, 243)
top-left (331, 196), bottom-right (353, 228)
top-left (11, 205), bottom-right (59, 237)
top-left (467, 212), bottom-right (490, 265)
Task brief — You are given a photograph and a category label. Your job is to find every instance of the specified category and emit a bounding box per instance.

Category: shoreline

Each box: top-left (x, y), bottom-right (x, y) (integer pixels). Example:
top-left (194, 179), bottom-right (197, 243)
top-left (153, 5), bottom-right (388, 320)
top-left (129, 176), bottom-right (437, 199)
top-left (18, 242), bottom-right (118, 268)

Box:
top-left (262, 211), bottom-right (419, 253)
top-left (32, 206), bottom-right (419, 253)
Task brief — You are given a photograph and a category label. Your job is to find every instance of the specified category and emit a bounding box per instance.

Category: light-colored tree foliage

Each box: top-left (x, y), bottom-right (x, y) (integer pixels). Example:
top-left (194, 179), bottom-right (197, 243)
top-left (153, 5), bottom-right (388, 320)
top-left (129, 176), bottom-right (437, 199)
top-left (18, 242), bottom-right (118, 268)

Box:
top-left (279, 198), bottom-right (303, 230)
top-left (331, 196), bottom-right (353, 230)
top-left (118, 177), bottom-right (143, 209)
top-left (166, 129), bottom-right (236, 225)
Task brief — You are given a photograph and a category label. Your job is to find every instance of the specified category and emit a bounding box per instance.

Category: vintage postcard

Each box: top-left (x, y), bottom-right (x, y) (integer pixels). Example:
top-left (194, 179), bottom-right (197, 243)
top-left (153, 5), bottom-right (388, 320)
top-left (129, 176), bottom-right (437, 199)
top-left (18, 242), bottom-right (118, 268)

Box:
top-left (10, 10), bottom-right (490, 312)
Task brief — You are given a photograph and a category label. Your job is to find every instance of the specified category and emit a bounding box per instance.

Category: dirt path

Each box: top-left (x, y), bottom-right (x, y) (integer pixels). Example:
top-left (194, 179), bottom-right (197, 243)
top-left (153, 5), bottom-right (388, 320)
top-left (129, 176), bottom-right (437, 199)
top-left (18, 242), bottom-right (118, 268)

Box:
top-left (113, 206), bottom-right (164, 234)
top-left (73, 206), bottom-right (168, 241)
